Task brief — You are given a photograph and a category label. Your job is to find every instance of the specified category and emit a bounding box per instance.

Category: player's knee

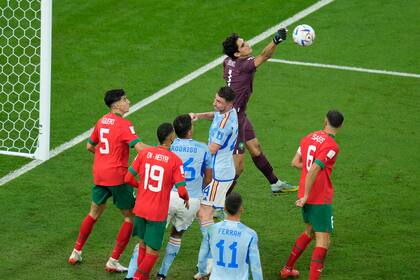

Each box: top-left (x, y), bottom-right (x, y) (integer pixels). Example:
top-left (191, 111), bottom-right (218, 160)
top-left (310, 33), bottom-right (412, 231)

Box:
top-left (89, 203), bottom-right (105, 219)
top-left (123, 215), bottom-right (134, 223)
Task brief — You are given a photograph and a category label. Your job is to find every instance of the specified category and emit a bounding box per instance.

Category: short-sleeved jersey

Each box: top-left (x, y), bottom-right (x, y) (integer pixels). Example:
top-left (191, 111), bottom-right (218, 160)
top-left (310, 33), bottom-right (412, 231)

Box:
top-left (208, 108), bottom-right (238, 181)
top-left (223, 56), bottom-right (256, 114)
top-left (170, 138), bottom-right (212, 199)
top-left (129, 146), bottom-right (186, 221)
top-left (298, 130), bottom-right (340, 204)
top-left (206, 220), bottom-right (263, 280)
top-left (88, 112), bottom-right (140, 186)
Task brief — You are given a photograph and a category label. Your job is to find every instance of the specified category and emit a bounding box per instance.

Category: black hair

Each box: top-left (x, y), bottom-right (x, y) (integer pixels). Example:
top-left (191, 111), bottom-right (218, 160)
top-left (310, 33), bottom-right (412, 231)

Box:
top-left (222, 33), bottom-right (240, 59)
top-left (157, 123), bottom-right (174, 144)
top-left (173, 114), bottom-right (192, 139)
top-left (104, 89), bottom-right (125, 108)
top-left (326, 110), bottom-right (344, 128)
top-left (218, 86), bottom-right (236, 103)
top-left (225, 192), bottom-right (243, 215)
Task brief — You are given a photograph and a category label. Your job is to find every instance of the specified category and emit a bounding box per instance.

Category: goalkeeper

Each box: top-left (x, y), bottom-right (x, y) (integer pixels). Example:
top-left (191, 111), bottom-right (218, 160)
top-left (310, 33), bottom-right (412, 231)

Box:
top-left (222, 28), bottom-right (297, 194)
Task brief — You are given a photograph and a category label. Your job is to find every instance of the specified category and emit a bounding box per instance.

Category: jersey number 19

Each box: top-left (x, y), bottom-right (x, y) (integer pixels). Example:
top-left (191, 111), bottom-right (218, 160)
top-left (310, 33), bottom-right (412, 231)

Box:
top-left (144, 163), bottom-right (164, 192)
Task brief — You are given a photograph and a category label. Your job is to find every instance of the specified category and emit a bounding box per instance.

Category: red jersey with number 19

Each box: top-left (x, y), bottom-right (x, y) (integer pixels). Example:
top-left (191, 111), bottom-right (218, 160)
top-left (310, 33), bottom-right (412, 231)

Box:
top-left (129, 146), bottom-right (186, 221)
top-left (88, 113), bottom-right (140, 186)
top-left (298, 130), bottom-right (340, 204)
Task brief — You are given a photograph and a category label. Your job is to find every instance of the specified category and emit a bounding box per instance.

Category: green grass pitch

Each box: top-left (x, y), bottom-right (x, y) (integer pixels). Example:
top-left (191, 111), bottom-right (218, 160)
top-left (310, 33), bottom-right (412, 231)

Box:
top-left (0, 0), bottom-right (419, 279)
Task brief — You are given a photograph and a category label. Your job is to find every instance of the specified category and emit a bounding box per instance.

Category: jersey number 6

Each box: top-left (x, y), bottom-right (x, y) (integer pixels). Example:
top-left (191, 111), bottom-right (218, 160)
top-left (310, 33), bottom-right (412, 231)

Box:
top-left (306, 145), bottom-right (316, 171)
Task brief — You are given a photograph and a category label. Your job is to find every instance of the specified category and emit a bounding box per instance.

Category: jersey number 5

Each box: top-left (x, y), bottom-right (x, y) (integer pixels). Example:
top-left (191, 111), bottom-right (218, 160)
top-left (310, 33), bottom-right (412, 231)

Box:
top-left (99, 128), bottom-right (110, 154)
top-left (144, 163), bottom-right (165, 192)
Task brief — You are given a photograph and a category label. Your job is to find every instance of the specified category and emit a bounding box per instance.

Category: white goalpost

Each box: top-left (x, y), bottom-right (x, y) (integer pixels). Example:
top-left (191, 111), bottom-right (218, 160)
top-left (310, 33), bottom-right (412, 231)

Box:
top-left (0, 0), bottom-right (51, 160)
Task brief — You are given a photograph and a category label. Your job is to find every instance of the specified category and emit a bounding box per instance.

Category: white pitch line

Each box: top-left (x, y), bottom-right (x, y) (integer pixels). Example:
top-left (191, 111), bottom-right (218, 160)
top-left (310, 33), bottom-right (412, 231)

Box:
top-left (269, 58), bottom-right (420, 79)
top-left (0, 0), bottom-right (335, 187)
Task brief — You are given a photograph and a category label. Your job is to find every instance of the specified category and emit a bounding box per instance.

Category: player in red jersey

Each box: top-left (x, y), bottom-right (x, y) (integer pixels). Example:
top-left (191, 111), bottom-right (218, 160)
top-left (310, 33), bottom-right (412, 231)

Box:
top-left (124, 123), bottom-right (190, 280)
top-left (279, 110), bottom-right (344, 280)
top-left (68, 89), bottom-right (148, 272)
top-left (222, 29), bottom-right (298, 194)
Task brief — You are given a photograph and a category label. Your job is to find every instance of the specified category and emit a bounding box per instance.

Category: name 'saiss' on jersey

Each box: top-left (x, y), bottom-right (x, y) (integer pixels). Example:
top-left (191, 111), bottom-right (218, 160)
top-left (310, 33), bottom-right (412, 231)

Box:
top-left (311, 133), bottom-right (326, 144)
top-left (101, 117), bottom-right (115, 125)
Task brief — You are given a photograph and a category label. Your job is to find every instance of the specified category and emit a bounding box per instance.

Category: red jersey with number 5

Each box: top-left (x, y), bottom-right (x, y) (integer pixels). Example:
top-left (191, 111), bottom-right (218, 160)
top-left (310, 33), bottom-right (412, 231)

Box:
top-left (298, 130), bottom-right (340, 204)
top-left (129, 146), bottom-right (186, 221)
top-left (88, 113), bottom-right (140, 186)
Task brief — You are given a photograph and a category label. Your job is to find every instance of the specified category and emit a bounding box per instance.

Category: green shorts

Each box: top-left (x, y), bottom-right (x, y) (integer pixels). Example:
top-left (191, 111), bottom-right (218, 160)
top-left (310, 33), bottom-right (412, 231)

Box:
top-left (302, 204), bottom-right (334, 233)
top-left (91, 184), bottom-right (135, 210)
top-left (132, 216), bottom-right (166, 251)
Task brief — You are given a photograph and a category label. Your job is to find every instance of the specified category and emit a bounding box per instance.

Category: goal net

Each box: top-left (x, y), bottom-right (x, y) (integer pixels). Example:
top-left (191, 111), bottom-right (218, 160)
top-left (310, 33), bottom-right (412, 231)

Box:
top-left (0, 0), bottom-right (51, 160)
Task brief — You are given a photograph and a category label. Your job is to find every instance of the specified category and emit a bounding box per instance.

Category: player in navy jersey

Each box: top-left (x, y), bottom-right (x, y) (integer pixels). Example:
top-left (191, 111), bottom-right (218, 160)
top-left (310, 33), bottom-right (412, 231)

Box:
top-left (197, 192), bottom-right (263, 280)
top-left (222, 29), bottom-right (298, 194)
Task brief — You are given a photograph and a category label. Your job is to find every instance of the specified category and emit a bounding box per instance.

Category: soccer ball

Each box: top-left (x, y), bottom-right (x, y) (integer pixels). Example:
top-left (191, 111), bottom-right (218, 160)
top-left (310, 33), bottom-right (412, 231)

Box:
top-left (292, 24), bottom-right (315, 46)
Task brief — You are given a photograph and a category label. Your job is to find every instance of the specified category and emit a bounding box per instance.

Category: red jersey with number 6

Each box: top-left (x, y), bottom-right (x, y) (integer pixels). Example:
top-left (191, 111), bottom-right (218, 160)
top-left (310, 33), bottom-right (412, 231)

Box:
top-left (298, 130), bottom-right (340, 204)
top-left (129, 146), bottom-right (186, 221)
top-left (88, 113), bottom-right (140, 186)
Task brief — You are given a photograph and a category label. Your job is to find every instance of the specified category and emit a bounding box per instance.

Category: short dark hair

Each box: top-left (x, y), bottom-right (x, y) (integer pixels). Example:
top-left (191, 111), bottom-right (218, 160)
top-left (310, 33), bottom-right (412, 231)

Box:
top-left (225, 192), bottom-right (243, 215)
top-left (223, 33), bottom-right (239, 59)
top-left (173, 114), bottom-right (192, 139)
top-left (157, 123), bottom-right (174, 144)
top-left (104, 89), bottom-right (125, 108)
top-left (218, 86), bottom-right (236, 103)
top-left (326, 110), bottom-right (344, 128)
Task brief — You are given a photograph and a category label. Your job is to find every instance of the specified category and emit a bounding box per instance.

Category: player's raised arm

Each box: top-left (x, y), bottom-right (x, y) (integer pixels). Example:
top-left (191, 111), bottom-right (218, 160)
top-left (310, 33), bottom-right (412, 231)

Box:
top-left (254, 28), bottom-right (287, 68)
top-left (189, 112), bottom-right (214, 122)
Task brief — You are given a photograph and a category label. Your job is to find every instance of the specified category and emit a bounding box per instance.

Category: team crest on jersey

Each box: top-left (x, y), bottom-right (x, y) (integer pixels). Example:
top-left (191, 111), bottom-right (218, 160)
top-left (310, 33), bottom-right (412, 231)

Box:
top-left (238, 141), bottom-right (245, 151)
top-left (327, 150), bottom-right (336, 159)
top-left (227, 59), bottom-right (236, 67)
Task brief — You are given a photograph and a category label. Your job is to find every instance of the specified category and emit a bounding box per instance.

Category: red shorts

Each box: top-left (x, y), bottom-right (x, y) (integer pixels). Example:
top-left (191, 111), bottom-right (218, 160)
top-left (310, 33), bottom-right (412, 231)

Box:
top-left (234, 113), bottom-right (256, 155)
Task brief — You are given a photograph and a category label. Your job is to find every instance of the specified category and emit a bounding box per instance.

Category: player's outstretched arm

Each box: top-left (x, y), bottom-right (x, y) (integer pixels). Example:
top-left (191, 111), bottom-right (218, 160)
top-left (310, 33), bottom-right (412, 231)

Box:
top-left (254, 28), bottom-right (287, 68)
top-left (208, 143), bottom-right (222, 155)
top-left (296, 163), bottom-right (321, 207)
top-left (124, 171), bottom-right (138, 188)
top-left (189, 112), bottom-right (214, 122)
top-left (86, 142), bottom-right (96, 154)
top-left (291, 150), bottom-right (303, 169)
top-left (177, 185), bottom-right (190, 209)
top-left (134, 142), bottom-right (150, 153)
top-left (249, 235), bottom-right (264, 280)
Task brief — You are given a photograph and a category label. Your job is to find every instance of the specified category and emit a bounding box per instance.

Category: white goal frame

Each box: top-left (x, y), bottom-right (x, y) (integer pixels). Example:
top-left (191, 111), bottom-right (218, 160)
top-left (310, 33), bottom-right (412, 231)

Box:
top-left (0, 0), bottom-right (51, 160)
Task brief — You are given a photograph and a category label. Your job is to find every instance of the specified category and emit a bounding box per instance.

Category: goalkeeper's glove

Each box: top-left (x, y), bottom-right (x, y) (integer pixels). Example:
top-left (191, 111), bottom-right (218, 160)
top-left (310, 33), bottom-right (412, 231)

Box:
top-left (273, 28), bottom-right (287, 45)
